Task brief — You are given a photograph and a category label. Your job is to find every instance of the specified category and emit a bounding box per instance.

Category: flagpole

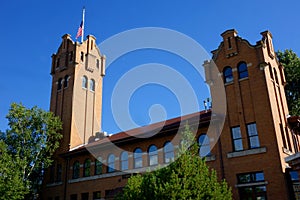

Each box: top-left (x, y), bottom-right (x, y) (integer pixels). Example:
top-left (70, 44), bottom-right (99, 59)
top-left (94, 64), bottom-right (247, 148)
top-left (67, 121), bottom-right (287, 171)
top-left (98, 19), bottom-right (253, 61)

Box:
top-left (81, 7), bottom-right (85, 43)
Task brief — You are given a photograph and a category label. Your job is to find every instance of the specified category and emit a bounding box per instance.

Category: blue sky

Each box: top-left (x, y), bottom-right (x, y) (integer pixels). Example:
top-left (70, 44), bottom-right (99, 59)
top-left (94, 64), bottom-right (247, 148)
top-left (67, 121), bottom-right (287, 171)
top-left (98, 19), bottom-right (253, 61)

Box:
top-left (1, 0), bottom-right (300, 134)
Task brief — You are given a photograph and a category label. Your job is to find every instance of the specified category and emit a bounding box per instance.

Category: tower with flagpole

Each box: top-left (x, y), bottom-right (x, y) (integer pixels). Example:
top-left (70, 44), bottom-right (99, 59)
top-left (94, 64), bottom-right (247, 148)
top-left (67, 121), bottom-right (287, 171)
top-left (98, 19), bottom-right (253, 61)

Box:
top-left (76, 7), bottom-right (85, 43)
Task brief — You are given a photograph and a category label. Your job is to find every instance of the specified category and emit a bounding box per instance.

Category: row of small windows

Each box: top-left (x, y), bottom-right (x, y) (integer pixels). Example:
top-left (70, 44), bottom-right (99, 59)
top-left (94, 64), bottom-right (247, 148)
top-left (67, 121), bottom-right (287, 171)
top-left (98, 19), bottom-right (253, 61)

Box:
top-left (57, 75), bottom-right (70, 91)
top-left (223, 62), bottom-right (248, 83)
top-left (72, 136), bottom-right (211, 179)
top-left (82, 76), bottom-right (95, 91)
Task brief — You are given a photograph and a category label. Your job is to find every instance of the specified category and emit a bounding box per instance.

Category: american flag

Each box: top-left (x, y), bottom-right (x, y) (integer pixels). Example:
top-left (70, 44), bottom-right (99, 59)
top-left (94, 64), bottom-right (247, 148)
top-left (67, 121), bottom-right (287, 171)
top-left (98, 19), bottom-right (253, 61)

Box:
top-left (76, 21), bottom-right (83, 39)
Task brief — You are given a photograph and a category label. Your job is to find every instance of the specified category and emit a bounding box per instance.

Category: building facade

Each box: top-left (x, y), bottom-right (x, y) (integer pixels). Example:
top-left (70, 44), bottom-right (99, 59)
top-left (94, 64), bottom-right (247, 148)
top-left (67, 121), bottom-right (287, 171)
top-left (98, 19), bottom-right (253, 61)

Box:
top-left (42, 30), bottom-right (299, 200)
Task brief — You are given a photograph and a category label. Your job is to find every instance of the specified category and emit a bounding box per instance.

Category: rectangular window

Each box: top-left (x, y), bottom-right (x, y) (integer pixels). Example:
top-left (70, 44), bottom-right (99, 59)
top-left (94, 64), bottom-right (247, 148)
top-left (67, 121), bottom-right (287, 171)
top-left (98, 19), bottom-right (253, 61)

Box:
top-left (247, 123), bottom-right (260, 149)
top-left (93, 191), bottom-right (101, 200)
top-left (70, 194), bottom-right (77, 200)
top-left (49, 164), bottom-right (55, 183)
top-left (81, 193), bottom-right (89, 200)
top-left (56, 164), bottom-right (62, 182)
top-left (231, 126), bottom-right (243, 151)
top-left (237, 172), bottom-right (267, 200)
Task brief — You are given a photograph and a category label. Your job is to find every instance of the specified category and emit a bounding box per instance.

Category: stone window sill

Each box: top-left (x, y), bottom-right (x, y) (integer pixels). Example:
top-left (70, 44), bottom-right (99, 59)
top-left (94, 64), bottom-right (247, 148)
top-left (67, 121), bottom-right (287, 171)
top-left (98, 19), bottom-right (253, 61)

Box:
top-left (227, 147), bottom-right (267, 158)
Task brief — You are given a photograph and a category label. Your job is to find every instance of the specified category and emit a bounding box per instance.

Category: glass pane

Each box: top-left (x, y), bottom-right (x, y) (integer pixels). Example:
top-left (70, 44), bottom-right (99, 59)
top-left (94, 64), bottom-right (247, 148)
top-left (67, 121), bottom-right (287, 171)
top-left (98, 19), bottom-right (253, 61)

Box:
top-left (149, 145), bottom-right (157, 153)
top-left (165, 152), bottom-right (174, 163)
top-left (149, 155), bottom-right (158, 166)
top-left (247, 123), bottom-right (258, 136)
top-left (135, 158), bottom-right (143, 168)
top-left (255, 172), bottom-right (265, 181)
top-left (290, 171), bottom-right (299, 181)
top-left (226, 75), bottom-right (233, 83)
top-left (232, 127), bottom-right (241, 139)
top-left (234, 139), bottom-right (243, 151)
top-left (250, 136), bottom-right (260, 148)
top-left (121, 160), bottom-right (128, 170)
top-left (255, 186), bottom-right (266, 192)
top-left (200, 145), bottom-right (211, 157)
top-left (239, 71), bottom-right (248, 79)
top-left (238, 174), bottom-right (251, 183)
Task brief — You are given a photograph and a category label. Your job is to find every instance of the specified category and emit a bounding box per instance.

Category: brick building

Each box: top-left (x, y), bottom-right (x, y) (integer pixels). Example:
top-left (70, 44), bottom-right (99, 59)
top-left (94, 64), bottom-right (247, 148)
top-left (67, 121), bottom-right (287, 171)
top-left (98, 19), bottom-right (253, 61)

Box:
top-left (42, 29), bottom-right (300, 200)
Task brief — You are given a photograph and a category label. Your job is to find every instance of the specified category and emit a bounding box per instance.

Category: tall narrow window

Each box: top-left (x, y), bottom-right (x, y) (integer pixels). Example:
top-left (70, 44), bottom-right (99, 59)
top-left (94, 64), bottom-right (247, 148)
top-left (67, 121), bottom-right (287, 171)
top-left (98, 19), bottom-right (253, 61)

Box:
top-left (148, 145), bottom-right (158, 166)
top-left (198, 134), bottom-right (211, 157)
top-left (90, 79), bottom-right (95, 92)
top-left (280, 123), bottom-right (287, 149)
top-left (69, 51), bottom-right (73, 62)
top-left (247, 123), bottom-right (260, 149)
top-left (50, 164), bottom-right (55, 183)
top-left (164, 141), bottom-right (174, 163)
top-left (107, 154), bottom-right (115, 173)
top-left (232, 126), bottom-right (243, 151)
top-left (83, 159), bottom-right (91, 177)
top-left (57, 78), bottom-right (62, 91)
top-left (223, 66), bottom-right (233, 83)
top-left (96, 59), bottom-right (100, 69)
top-left (56, 58), bottom-right (60, 68)
top-left (274, 68), bottom-right (279, 84)
top-left (72, 161), bottom-right (80, 179)
top-left (95, 157), bottom-right (102, 175)
top-left (82, 76), bottom-right (88, 89)
top-left (269, 65), bottom-right (274, 80)
top-left (134, 148), bottom-right (143, 168)
top-left (64, 75), bottom-right (69, 88)
top-left (238, 62), bottom-right (248, 79)
top-left (227, 37), bottom-right (232, 49)
top-left (56, 164), bottom-right (62, 182)
top-left (81, 52), bottom-right (84, 62)
top-left (120, 151), bottom-right (128, 170)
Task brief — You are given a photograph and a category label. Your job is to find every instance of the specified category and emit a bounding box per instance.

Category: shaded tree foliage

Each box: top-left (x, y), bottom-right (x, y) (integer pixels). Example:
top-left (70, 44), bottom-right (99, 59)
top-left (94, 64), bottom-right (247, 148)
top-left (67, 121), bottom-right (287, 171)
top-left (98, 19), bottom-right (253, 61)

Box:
top-left (277, 49), bottom-right (300, 115)
top-left (117, 126), bottom-right (232, 200)
top-left (0, 103), bottom-right (62, 199)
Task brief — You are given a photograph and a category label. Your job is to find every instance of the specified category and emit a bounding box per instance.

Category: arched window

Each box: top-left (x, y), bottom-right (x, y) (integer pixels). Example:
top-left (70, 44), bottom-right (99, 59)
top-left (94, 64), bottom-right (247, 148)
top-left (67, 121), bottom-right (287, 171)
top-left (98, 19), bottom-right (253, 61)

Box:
top-left (90, 79), bottom-right (95, 92)
top-left (198, 134), bottom-right (211, 157)
top-left (82, 76), bottom-right (88, 89)
top-left (57, 78), bottom-right (63, 90)
top-left (148, 145), bottom-right (158, 166)
top-left (223, 67), bottom-right (233, 83)
top-left (64, 75), bottom-right (69, 88)
top-left (238, 62), bottom-right (248, 79)
top-left (83, 159), bottom-right (91, 177)
top-left (120, 151), bottom-right (128, 170)
top-left (95, 157), bottom-right (102, 175)
top-left (134, 148), bottom-right (143, 168)
top-left (164, 141), bottom-right (174, 163)
top-left (72, 161), bottom-right (80, 179)
top-left (107, 154), bottom-right (115, 173)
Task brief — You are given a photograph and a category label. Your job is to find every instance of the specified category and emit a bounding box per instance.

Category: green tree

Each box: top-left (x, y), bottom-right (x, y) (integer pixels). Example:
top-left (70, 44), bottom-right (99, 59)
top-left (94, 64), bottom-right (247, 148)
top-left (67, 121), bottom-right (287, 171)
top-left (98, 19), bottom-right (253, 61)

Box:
top-left (0, 141), bottom-right (28, 200)
top-left (118, 126), bottom-right (232, 200)
top-left (277, 49), bottom-right (300, 115)
top-left (0, 103), bottom-right (62, 199)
